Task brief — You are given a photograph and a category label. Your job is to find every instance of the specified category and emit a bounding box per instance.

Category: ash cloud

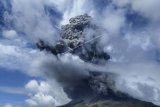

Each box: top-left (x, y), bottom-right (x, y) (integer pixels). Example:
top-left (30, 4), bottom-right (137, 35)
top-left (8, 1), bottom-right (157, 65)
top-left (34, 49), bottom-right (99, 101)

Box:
top-left (30, 0), bottom-right (160, 106)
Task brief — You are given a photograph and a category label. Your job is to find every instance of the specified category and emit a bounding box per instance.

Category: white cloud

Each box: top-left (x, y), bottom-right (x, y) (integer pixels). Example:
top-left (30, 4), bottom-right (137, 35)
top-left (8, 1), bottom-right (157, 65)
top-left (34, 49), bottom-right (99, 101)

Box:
top-left (113, 0), bottom-right (130, 7)
top-left (3, 104), bottom-right (12, 107)
top-left (102, 7), bottom-right (125, 35)
top-left (11, 0), bottom-right (59, 44)
top-left (0, 42), bottom-right (41, 76)
top-left (46, 0), bottom-right (69, 12)
top-left (100, 1), bottom-right (160, 105)
top-left (131, 0), bottom-right (160, 22)
top-left (25, 80), bottom-right (70, 107)
top-left (113, 0), bottom-right (160, 22)
top-left (60, 0), bottom-right (94, 25)
top-left (26, 93), bottom-right (56, 107)
top-left (0, 86), bottom-right (27, 95)
top-left (124, 32), bottom-right (151, 50)
top-left (106, 62), bottom-right (160, 105)
top-left (2, 30), bottom-right (17, 39)
top-left (25, 80), bottom-right (50, 93)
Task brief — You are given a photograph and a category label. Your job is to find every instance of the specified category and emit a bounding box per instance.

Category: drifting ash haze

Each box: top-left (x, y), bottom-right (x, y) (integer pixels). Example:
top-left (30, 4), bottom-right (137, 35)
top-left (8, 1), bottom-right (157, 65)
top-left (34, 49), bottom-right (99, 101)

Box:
top-left (0, 0), bottom-right (160, 107)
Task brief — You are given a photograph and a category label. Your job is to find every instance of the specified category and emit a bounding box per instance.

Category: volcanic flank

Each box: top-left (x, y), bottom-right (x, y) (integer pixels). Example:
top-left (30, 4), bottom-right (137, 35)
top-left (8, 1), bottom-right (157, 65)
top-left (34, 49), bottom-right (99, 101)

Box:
top-left (36, 14), bottom-right (159, 107)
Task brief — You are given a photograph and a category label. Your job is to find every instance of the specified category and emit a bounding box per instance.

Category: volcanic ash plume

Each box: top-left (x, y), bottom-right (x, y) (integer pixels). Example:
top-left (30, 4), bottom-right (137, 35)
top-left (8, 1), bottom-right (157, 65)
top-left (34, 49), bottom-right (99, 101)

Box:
top-left (36, 14), bottom-right (159, 107)
top-left (36, 14), bottom-right (119, 102)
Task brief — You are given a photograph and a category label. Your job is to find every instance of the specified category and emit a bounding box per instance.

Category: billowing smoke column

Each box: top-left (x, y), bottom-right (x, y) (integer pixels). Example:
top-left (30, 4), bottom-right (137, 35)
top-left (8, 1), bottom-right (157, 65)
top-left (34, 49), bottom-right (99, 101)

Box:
top-left (36, 14), bottom-right (110, 63)
top-left (36, 14), bottom-right (116, 101)
top-left (36, 14), bottom-right (159, 107)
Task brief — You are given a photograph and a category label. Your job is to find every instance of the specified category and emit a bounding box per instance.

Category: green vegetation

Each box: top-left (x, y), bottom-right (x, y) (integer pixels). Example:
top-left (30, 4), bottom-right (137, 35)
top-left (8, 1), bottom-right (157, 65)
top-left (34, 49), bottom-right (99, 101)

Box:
top-left (74, 100), bottom-right (158, 107)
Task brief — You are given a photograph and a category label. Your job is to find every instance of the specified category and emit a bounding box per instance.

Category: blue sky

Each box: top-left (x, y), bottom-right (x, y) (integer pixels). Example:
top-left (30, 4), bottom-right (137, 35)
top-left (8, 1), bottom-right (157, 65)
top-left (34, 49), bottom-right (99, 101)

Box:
top-left (0, 0), bottom-right (160, 107)
top-left (0, 68), bottom-right (31, 86)
top-left (0, 68), bottom-right (30, 106)
top-left (0, 67), bottom-right (43, 107)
